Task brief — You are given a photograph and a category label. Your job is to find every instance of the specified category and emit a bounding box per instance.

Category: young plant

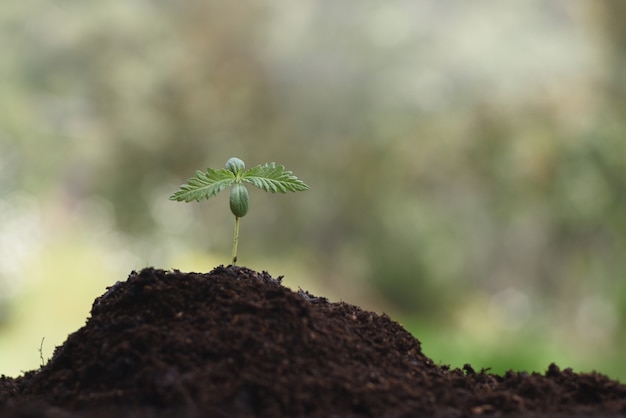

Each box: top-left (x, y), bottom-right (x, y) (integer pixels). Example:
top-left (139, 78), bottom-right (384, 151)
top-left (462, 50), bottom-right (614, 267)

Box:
top-left (169, 157), bottom-right (309, 265)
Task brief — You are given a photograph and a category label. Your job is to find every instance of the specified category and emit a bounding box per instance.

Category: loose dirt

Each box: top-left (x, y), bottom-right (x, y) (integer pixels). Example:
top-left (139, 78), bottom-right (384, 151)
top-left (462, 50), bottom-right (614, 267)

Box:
top-left (1, 266), bottom-right (625, 417)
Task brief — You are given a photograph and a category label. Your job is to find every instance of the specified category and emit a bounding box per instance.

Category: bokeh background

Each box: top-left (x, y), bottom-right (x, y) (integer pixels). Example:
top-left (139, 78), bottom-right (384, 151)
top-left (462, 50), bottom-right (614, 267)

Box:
top-left (2, 1), bottom-right (626, 380)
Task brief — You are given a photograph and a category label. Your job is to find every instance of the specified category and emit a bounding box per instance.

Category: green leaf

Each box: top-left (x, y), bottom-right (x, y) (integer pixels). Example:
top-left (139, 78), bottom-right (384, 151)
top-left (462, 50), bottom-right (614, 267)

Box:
top-left (242, 162), bottom-right (310, 193)
top-left (169, 168), bottom-right (235, 202)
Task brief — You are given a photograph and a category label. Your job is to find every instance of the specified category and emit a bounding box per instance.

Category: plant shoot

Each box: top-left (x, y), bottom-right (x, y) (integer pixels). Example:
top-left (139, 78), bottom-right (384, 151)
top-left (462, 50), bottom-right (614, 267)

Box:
top-left (169, 157), bottom-right (309, 264)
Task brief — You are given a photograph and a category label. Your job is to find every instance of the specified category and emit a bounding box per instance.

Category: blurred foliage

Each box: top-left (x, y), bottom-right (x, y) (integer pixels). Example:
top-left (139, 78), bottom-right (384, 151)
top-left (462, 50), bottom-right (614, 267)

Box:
top-left (1, 1), bottom-right (626, 378)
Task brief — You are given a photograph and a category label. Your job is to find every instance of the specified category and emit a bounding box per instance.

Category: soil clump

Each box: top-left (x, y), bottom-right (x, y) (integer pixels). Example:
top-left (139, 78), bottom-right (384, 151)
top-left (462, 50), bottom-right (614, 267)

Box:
top-left (1, 266), bottom-right (625, 417)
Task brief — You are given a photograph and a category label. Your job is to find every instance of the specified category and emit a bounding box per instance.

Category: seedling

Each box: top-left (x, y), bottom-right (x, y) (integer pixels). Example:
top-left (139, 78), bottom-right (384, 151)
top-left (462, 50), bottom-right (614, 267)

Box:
top-left (169, 157), bottom-right (309, 264)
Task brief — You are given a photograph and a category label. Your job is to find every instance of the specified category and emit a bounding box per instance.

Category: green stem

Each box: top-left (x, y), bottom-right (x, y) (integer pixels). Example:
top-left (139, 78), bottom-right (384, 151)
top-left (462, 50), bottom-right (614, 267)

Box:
top-left (232, 216), bottom-right (240, 265)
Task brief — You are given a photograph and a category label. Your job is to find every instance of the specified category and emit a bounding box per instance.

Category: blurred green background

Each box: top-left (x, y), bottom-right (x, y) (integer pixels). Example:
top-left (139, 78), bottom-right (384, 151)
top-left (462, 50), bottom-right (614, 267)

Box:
top-left (1, 1), bottom-right (626, 380)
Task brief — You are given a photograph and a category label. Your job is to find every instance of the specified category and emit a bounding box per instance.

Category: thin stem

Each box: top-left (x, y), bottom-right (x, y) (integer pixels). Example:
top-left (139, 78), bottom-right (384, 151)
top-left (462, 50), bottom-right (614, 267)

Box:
top-left (232, 216), bottom-right (240, 265)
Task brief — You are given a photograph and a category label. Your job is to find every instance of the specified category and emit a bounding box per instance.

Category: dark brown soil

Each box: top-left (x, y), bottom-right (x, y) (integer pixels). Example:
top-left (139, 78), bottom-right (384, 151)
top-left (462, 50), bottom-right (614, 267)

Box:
top-left (1, 266), bottom-right (625, 417)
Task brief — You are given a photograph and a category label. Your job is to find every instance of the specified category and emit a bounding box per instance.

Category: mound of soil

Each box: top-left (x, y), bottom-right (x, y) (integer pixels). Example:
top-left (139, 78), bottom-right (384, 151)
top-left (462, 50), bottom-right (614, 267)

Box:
top-left (1, 266), bottom-right (625, 417)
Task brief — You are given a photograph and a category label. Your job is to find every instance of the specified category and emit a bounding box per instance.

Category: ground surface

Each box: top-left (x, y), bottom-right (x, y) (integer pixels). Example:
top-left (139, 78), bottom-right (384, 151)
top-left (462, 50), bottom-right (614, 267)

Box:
top-left (1, 266), bottom-right (625, 417)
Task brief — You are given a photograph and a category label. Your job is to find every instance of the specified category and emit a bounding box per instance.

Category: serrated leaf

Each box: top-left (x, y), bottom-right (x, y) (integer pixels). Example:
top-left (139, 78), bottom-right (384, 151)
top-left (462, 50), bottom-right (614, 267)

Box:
top-left (169, 168), bottom-right (235, 202)
top-left (242, 162), bottom-right (310, 193)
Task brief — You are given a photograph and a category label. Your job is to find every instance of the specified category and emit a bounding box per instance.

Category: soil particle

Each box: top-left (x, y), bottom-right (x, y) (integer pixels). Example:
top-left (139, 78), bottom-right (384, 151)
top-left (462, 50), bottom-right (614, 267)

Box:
top-left (1, 266), bottom-right (625, 417)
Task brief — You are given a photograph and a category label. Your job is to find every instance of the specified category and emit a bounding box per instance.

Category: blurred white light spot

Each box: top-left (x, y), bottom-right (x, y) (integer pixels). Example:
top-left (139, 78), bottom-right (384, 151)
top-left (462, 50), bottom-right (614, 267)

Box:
top-left (488, 288), bottom-right (531, 331)
top-left (0, 192), bottom-right (43, 296)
